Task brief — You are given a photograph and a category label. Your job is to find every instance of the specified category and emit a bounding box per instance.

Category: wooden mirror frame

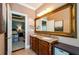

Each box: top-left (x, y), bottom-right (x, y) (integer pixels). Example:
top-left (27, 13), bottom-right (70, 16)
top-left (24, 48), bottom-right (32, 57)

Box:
top-left (35, 3), bottom-right (77, 38)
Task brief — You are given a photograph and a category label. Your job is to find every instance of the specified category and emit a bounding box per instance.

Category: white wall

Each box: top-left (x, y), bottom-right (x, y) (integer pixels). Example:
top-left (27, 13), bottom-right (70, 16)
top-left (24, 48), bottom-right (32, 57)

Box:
top-left (57, 4), bottom-right (79, 47)
top-left (28, 17), bottom-right (34, 35)
top-left (27, 17), bottom-right (35, 47)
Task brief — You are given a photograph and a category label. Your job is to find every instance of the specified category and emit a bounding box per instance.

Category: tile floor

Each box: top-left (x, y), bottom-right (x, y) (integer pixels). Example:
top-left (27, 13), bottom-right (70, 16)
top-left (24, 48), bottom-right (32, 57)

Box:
top-left (12, 49), bottom-right (36, 55)
top-left (12, 41), bottom-right (25, 51)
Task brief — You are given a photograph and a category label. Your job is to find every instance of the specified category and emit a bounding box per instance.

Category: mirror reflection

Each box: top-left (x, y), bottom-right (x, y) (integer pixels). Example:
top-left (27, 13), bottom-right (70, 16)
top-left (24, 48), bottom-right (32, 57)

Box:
top-left (35, 4), bottom-right (77, 38)
top-left (36, 4), bottom-right (72, 33)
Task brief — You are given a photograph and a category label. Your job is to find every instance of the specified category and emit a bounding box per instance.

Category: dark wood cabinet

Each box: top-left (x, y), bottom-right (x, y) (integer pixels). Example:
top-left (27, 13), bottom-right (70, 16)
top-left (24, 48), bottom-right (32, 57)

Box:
top-left (35, 37), bottom-right (39, 54)
top-left (0, 4), bottom-right (4, 33)
top-left (39, 40), bottom-right (49, 55)
top-left (30, 36), bottom-right (39, 54)
top-left (31, 37), bottom-right (36, 51)
top-left (30, 36), bottom-right (54, 55)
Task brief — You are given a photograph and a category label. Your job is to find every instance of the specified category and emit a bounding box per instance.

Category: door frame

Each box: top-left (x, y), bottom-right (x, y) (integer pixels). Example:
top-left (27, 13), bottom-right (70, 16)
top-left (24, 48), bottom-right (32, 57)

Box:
top-left (8, 10), bottom-right (28, 55)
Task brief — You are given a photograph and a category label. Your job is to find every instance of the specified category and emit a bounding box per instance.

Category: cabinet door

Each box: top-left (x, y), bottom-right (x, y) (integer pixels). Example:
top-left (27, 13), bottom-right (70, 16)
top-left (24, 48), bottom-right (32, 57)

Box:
top-left (31, 37), bottom-right (36, 51)
top-left (0, 4), bottom-right (4, 33)
top-left (39, 40), bottom-right (49, 55)
top-left (30, 36), bottom-right (39, 54)
top-left (35, 38), bottom-right (39, 54)
top-left (30, 36), bottom-right (33, 49)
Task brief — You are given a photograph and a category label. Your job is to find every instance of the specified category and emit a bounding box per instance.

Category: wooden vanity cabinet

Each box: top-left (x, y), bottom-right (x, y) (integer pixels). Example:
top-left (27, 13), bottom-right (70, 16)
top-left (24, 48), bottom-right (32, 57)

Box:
top-left (35, 38), bottom-right (39, 54)
top-left (30, 36), bottom-right (39, 54)
top-left (30, 36), bottom-right (35, 51)
top-left (30, 36), bottom-right (54, 55)
top-left (39, 39), bottom-right (49, 55)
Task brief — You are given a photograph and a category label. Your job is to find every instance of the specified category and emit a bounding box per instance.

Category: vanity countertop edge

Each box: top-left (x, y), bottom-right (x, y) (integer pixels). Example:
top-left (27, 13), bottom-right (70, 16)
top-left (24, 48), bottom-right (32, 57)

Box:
top-left (30, 34), bottom-right (58, 44)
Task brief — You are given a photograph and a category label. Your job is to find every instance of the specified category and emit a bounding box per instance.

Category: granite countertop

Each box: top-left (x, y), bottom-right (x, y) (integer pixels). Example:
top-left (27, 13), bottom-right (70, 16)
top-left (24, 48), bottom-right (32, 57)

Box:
top-left (30, 34), bottom-right (58, 43)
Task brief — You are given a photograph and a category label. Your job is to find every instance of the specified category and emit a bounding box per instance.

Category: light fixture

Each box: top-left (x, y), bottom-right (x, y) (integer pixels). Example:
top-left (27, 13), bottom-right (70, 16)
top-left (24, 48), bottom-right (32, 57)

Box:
top-left (37, 8), bottom-right (52, 17)
top-left (17, 25), bottom-right (22, 32)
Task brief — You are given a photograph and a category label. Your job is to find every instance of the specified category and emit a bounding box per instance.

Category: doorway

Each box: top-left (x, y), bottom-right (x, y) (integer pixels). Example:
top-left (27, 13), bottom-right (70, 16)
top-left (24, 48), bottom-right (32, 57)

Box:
top-left (12, 13), bottom-right (25, 51)
top-left (7, 8), bottom-right (28, 54)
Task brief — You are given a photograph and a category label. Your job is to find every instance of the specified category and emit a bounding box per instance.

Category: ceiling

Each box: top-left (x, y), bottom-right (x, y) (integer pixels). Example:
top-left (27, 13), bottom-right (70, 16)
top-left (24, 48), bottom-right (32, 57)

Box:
top-left (18, 3), bottom-right (43, 10)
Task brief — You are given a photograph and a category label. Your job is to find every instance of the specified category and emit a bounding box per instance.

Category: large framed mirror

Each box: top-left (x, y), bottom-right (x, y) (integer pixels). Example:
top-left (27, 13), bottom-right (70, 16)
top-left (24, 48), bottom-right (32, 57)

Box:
top-left (35, 3), bottom-right (77, 38)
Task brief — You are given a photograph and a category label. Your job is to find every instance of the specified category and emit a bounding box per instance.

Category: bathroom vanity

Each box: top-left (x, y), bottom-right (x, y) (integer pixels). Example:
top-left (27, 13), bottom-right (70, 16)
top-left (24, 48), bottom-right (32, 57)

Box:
top-left (30, 34), bottom-right (58, 55)
top-left (30, 3), bottom-right (78, 55)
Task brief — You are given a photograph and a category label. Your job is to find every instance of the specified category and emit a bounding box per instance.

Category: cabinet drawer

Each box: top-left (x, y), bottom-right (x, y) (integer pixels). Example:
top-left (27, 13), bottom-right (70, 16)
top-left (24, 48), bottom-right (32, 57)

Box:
top-left (39, 40), bottom-right (49, 46)
top-left (39, 41), bottom-right (49, 55)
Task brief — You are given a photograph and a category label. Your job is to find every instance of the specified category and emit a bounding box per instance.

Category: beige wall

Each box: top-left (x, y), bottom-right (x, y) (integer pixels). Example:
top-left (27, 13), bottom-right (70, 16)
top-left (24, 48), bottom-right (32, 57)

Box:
top-left (0, 33), bottom-right (5, 55)
top-left (10, 3), bottom-right (35, 19)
